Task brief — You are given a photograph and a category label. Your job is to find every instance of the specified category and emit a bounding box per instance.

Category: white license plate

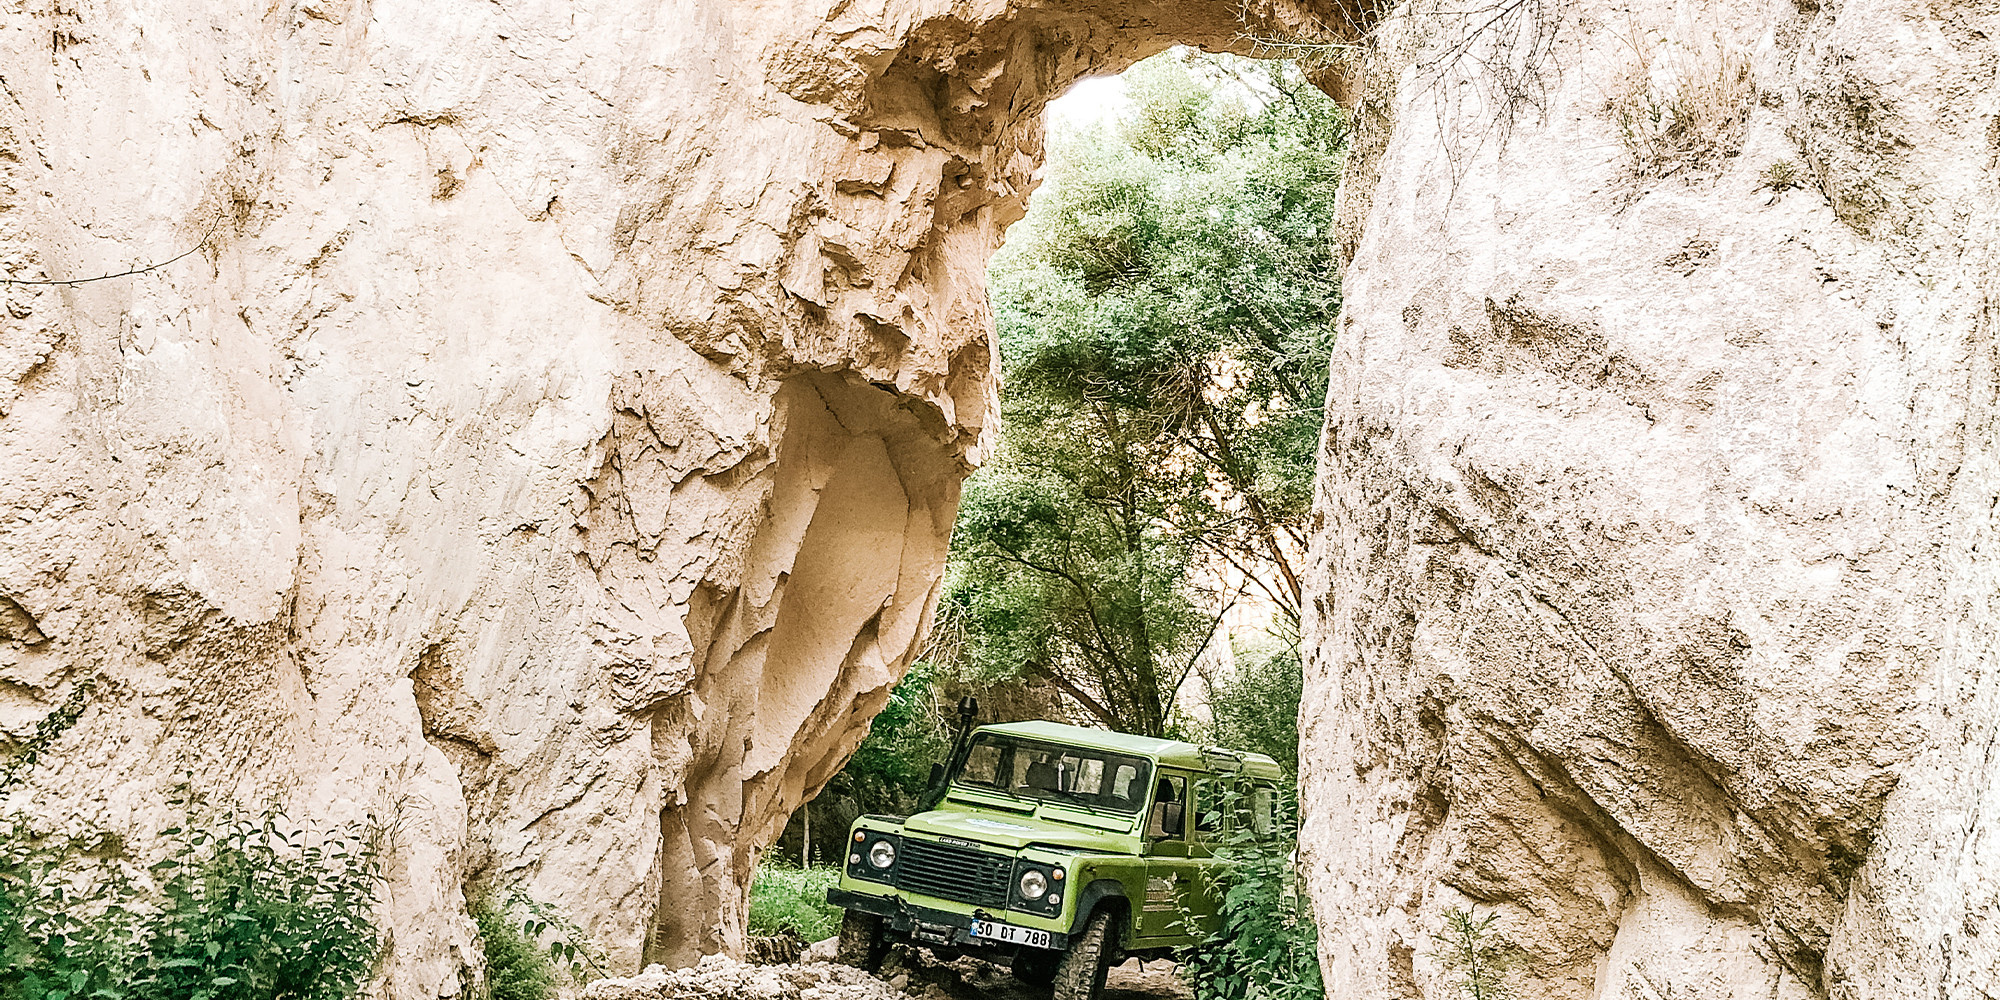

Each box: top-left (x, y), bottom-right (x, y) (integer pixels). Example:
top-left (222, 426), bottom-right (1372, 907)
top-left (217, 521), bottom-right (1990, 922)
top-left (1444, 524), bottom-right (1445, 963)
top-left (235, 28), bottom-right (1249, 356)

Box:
top-left (970, 919), bottom-right (1053, 949)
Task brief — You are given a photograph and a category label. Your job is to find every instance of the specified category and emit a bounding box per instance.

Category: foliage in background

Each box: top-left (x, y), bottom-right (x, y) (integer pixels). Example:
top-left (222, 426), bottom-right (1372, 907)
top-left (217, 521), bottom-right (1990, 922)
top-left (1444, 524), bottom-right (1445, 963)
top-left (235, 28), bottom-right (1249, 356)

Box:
top-left (0, 684), bottom-right (385, 1000)
top-left (473, 897), bottom-right (555, 1000)
top-left (840, 660), bottom-right (950, 814)
top-left (746, 863), bottom-right (842, 943)
top-left (1177, 785), bottom-right (1321, 1000)
top-left (1431, 908), bottom-right (1515, 1000)
top-left (1198, 630), bottom-right (1304, 774)
top-left (948, 51), bottom-right (1347, 736)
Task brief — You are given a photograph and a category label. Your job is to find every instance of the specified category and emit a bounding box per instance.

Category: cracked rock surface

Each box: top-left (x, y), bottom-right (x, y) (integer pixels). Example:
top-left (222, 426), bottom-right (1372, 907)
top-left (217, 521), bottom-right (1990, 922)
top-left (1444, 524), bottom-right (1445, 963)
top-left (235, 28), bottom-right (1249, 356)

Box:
top-left (0, 0), bottom-right (1339, 994)
top-left (1300, 0), bottom-right (2000, 996)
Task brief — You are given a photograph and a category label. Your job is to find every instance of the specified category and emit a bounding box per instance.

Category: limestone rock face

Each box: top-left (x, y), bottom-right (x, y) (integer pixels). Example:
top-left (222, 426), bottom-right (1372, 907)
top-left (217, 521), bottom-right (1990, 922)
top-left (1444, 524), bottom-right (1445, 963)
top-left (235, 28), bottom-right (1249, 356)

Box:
top-left (1300, 0), bottom-right (2000, 996)
top-left (0, 0), bottom-right (1337, 995)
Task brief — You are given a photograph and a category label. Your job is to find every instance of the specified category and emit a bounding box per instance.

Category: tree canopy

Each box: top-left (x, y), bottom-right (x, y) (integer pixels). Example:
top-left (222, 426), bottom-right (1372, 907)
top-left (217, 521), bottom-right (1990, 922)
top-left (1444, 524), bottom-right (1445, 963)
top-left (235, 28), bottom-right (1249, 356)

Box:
top-left (942, 53), bottom-right (1347, 738)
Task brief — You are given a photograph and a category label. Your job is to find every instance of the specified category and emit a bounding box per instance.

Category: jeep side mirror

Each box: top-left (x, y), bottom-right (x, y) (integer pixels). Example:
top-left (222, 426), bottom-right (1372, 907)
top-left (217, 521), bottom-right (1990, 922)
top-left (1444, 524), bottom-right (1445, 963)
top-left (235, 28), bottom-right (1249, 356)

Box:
top-left (928, 762), bottom-right (945, 787)
top-left (1147, 801), bottom-right (1184, 839)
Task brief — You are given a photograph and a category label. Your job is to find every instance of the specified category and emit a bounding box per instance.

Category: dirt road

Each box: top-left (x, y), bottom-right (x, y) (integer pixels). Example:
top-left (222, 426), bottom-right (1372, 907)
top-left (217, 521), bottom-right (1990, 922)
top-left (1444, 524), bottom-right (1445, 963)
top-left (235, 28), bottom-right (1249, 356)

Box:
top-left (895, 948), bottom-right (1192, 1000)
top-left (579, 944), bottom-right (1194, 1000)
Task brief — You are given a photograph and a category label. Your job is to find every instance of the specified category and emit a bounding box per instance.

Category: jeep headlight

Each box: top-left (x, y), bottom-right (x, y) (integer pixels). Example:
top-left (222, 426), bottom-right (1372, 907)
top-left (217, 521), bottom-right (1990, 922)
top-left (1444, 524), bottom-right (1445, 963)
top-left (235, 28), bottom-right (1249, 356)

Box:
top-left (867, 839), bottom-right (897, 869)
top-left (1019, 868), bottom-right (1048, 900)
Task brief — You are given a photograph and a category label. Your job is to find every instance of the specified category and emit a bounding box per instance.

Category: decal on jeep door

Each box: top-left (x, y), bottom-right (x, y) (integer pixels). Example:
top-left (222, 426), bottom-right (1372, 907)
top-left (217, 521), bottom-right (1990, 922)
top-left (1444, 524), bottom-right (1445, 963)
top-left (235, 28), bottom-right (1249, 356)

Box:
top-left (1144, 874), bottom-right (1176, 913)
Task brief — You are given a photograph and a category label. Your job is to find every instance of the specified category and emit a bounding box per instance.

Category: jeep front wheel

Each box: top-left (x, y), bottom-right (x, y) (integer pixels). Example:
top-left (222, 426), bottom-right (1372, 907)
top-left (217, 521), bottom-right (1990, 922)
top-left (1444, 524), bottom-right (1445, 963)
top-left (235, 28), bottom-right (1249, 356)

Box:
top-left (1053, 908), bottom-right (1120, 1000)
top-left (834, 910), bottom-right (887, 972)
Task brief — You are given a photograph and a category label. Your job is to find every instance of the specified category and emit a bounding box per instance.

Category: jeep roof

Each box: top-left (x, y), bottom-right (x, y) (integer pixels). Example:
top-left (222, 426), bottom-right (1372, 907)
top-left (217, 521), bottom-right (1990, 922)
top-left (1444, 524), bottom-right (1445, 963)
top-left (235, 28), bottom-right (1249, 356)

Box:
top-left (971, 720), bottom-right (1285, 780)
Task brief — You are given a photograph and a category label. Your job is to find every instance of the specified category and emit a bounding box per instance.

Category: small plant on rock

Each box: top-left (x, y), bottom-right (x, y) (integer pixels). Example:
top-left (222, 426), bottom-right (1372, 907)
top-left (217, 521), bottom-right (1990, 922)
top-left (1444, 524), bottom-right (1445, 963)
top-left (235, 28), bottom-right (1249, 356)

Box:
top-left (473, 897), bottom-right (556, 1000)
top-left (1762, 159), bottom-right (1803, 191)
top-left (1607, 23), bottom-right (1755, 178)
top-left (1431, 907), bottom-right (1515, 1000)
top-left (473, 887), bottom-right (607, 998)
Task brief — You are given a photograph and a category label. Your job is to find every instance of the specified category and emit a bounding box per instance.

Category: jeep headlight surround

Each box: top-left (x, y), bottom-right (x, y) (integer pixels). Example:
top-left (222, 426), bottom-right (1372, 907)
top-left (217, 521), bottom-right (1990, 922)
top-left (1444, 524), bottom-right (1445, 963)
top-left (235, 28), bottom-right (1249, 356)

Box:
top-left (1010, 859), bottom-right (1064, 914)
top-left (845, 829), bottom-right (899, 884)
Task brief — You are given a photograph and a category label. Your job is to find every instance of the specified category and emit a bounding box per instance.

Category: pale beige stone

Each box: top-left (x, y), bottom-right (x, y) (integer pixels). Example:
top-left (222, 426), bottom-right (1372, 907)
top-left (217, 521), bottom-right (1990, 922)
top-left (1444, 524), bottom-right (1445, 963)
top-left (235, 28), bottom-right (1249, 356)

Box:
top-left (0, 0), bottom-right (1336, 995)
top-left (1299, 0), bottom-right (2000, 996)
top-left (8, 0), bottom-right (1994, 996)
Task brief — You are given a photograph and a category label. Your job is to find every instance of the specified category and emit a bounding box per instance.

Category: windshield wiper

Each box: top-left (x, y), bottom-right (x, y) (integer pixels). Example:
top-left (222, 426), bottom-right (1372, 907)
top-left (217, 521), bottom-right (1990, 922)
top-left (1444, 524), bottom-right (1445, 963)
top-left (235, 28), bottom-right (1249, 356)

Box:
top-left (1035, 788), bottom-right (1114, 815)
top-left (955, 782), bottom-right (1036, 807)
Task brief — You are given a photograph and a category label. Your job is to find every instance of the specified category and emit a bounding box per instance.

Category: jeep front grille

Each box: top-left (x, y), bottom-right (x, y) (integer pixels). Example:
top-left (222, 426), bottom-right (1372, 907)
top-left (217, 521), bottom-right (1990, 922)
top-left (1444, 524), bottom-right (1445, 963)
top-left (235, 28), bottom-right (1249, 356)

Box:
top-left (892, 840), bottom-right (1012, 907)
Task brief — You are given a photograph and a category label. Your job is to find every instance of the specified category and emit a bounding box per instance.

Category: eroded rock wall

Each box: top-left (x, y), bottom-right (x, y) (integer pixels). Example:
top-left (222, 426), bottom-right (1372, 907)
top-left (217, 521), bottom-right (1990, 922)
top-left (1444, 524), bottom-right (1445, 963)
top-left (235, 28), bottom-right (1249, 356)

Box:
top-left (1300, 0), bottom-right (2000, 995)
top-left (0, 0), bottom-right (1351, 994)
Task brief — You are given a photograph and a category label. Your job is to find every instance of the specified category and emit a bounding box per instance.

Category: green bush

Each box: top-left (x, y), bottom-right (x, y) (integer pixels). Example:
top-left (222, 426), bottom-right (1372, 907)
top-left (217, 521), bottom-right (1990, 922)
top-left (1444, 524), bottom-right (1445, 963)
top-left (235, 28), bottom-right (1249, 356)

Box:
top-left (473, 889), bottom-right (606, 997)
top-left (0, 805), bottom-right (383, 1000)
top-left (473, 898), bottom-right (555, 1000)
top-left (0, 682), bottom-right (384, 1000)
top-left (1177, 786), bottom-right (1322, 1000)
top-left (746, 863), bottom-right (842, 942)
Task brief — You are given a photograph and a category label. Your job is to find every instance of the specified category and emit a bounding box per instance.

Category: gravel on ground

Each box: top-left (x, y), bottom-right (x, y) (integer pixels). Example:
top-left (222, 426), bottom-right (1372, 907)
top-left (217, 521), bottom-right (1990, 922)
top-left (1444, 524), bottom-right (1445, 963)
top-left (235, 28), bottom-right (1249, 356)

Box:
top-left (582, 943), bottom-right (1192, 1000)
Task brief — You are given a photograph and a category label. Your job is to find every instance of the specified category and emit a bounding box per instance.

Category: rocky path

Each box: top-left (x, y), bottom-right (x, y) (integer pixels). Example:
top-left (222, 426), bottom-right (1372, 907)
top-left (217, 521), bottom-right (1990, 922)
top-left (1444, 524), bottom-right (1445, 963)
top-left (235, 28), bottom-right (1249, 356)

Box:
top-left (583, 944), bottom-right (1193, 1000)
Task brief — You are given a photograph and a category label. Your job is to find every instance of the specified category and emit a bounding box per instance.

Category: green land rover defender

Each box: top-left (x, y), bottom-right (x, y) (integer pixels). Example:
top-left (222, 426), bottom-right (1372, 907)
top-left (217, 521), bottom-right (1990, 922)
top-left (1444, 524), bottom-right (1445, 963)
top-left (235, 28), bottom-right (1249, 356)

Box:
top-left (826, 718), bottom-right (1283, 999)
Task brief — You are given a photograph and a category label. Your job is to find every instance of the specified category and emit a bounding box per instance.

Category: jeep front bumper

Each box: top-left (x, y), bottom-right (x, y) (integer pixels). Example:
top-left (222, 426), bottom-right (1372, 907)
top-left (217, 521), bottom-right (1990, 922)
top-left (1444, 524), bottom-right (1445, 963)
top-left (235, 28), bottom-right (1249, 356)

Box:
top-left (827, 887), bottom-right (1071, 952)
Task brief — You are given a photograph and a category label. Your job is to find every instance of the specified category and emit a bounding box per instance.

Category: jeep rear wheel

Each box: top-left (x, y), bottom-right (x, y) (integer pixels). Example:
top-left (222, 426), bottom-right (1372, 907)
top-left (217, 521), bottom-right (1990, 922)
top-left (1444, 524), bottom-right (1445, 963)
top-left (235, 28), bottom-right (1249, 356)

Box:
top-left (1053, 909), bottom-right (1120, 1000)
top-left (1012, 946), bottom-right (1060, 985)
top-left (835, 910), bottom-right (887, 972)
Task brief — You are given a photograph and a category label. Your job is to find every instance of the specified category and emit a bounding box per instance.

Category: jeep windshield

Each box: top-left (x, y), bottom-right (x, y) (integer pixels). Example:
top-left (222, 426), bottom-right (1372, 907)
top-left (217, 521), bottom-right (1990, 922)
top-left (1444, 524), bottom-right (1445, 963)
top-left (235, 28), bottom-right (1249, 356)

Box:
top-left (950, 734), bottom-right (1153, 815)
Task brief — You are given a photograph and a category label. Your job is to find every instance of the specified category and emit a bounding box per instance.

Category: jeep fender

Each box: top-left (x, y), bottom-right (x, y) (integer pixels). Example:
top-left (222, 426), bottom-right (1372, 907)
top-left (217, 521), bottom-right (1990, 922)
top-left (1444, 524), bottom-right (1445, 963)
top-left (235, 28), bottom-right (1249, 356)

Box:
top-left (1070, 879), bottom-right (1131, 938)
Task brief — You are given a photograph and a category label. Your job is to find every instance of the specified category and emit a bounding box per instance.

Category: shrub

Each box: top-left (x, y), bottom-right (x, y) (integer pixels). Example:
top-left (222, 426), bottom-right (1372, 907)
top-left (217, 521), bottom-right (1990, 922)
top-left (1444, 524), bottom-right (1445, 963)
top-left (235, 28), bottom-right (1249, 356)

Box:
top-left (0, 804), bottom-right (384, 1000)
top-left (474, 888), bottom-right (606, 995)
top-left (1177, 787), bottom-right (1322, 1000)
top-left (746, 863), bottom-right (842, 943)
top-left (0, 684), bottom-right (385, 1000)
top-left (473, 898), bottom-right (556, 1000)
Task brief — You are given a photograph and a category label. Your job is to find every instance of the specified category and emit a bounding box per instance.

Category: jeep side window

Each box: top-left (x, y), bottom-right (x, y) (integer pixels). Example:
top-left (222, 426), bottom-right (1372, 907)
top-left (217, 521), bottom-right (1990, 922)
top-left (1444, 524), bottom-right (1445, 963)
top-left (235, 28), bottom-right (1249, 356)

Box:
top-left (1252, 782), bottom-right (1276, 837)
top-left (1148, 776), bottom-right (1185, 839)
top-left (1193, 778), bottom-right (1222, 835)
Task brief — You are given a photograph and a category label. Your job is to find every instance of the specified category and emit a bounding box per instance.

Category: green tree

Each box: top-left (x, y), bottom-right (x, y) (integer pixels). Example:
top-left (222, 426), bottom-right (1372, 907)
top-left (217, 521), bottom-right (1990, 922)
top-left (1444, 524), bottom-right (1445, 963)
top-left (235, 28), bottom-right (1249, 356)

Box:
top-left (949, 51), bottom-right (1346, 733)
top-left (1433, 908), bottom-right (1515, 1000)
top-left (1202, 630), bottom-right (1305, 773)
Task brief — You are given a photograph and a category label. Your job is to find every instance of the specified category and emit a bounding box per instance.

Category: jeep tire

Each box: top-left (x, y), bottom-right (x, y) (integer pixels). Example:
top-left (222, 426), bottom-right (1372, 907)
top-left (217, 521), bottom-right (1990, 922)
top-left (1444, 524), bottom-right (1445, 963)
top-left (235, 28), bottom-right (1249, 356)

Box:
top-left (1053, 909), bottom-right (1120, 1000)
top-left (1012, 946), bottom-right (1061, 985)
top-left (835, 910), bottom-right (887, 972)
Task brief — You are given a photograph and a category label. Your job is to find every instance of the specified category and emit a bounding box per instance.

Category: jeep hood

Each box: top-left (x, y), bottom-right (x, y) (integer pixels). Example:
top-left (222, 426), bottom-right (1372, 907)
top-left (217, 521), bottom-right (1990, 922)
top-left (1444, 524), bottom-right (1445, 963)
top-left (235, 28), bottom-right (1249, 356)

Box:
top-left (902, 808), bottom-right (1136, 851)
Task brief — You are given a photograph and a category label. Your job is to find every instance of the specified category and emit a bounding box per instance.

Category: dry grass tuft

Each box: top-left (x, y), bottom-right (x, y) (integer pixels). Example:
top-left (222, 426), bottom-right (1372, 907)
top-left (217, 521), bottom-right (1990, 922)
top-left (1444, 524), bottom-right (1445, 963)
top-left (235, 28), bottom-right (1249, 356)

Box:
top-left (1606, 24), bottom-right (1755, 178)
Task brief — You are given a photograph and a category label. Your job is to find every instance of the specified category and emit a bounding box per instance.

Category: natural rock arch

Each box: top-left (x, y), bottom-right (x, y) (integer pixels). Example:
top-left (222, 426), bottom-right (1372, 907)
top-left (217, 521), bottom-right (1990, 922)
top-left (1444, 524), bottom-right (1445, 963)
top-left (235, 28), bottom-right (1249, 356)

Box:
top-left (0, 0), bottom-right (1362, 990)
top-left (3, 0), bottom-right (1997, 996)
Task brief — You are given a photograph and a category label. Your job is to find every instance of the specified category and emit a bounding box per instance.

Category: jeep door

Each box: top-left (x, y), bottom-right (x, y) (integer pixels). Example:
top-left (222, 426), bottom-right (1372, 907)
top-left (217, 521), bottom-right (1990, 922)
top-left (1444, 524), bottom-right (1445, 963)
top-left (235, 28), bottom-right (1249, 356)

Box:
top-left (1136, 772), bottom-right (1210, 942)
